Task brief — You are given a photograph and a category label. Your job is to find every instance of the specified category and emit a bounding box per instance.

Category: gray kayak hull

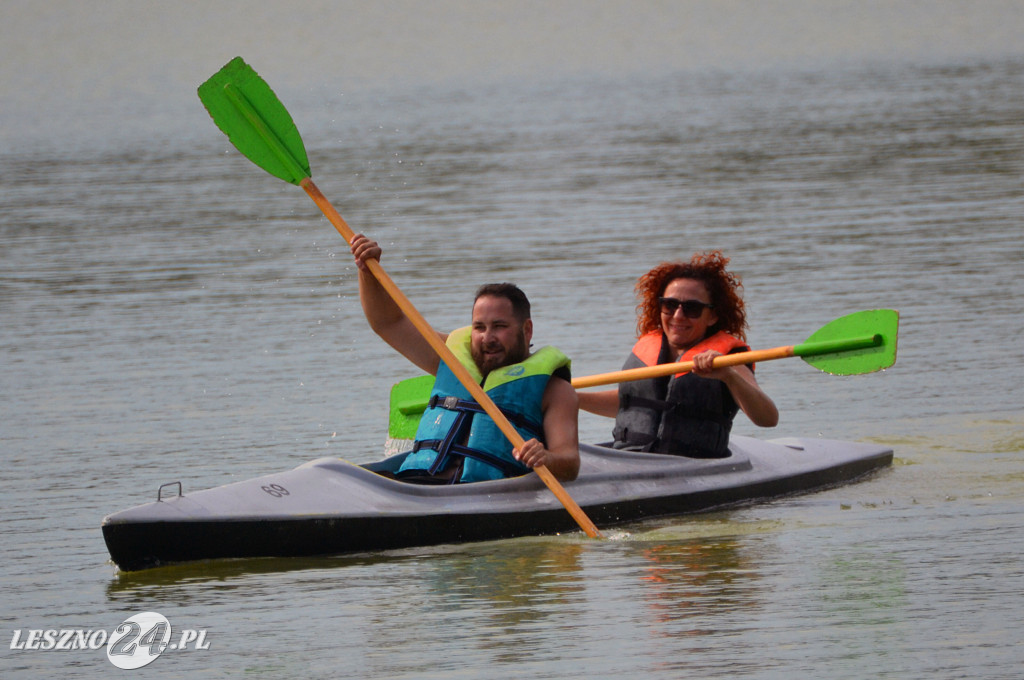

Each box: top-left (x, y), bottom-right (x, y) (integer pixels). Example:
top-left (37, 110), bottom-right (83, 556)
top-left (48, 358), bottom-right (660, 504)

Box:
top-left (101, 435), bottom-right (893, 571)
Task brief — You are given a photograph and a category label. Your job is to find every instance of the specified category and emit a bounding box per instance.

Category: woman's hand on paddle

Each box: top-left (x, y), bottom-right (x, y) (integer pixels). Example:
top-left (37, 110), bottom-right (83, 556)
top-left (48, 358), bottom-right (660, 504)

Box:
top-left (350, 233), bottom-right (381, 271)
top-left (692, 349), bottom-right (728, 379)
top-left (693, 350), bottom-right (779, 428)
top-left (692, 348), bottom-right (757, 386)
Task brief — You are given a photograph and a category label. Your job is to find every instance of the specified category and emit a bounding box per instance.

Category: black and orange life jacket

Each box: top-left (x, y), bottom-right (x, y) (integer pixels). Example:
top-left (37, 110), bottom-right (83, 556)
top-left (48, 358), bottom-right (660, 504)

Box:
top-left (612, 330), bottom-right (749, 457)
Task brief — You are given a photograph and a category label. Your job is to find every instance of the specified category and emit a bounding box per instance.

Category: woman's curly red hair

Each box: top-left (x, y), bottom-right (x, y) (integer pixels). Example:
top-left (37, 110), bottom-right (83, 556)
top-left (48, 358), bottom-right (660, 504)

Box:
top-left (635, 251), bottom-right (747, 341)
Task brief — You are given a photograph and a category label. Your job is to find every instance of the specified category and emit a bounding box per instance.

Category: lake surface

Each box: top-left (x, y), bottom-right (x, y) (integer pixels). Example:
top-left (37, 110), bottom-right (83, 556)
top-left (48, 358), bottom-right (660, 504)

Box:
top-left (2, 11), bottom-right (1023, 678)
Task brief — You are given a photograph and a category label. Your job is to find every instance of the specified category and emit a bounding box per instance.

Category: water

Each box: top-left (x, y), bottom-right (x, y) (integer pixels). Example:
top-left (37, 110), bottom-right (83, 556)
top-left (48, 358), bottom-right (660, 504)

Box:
top-left (3, 4), bottom-right (1024, 678)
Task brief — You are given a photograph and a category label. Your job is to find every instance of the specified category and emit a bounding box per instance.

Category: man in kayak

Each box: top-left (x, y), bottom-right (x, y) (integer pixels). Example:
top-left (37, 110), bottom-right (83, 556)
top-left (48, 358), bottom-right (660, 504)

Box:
top-left (578, 252), bottom-right (777, 457)
top-left (350, 234), bottom-right (580, 484)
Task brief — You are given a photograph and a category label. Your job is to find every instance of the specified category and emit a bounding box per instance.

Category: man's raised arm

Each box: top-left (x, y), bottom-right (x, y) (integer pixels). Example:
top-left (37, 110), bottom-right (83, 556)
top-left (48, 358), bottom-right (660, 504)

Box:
top-left (349, 234), bottom-right (444, 375)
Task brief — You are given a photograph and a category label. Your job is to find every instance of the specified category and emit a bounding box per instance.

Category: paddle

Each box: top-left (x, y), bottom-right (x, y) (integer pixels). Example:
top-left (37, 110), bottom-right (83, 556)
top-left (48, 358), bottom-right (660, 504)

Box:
top-left (388, 309), bottom-right (898, 434)
top-left (574, 308), bottom-right (899, 388)
top-left (198, 57), bottom-right (602, 539)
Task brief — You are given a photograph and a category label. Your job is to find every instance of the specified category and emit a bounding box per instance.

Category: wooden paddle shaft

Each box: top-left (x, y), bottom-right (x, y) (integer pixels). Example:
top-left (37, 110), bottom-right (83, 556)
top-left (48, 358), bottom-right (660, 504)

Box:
top-left (572, 345), bottom-right (797, 389)
top-left (301, 178), bottom-right (602, 538)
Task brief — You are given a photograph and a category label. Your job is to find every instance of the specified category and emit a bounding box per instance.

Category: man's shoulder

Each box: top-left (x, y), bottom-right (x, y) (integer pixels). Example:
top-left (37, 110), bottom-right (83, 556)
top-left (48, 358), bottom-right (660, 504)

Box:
top-left (529, 344), bottom-right (571, 369)
top-left (551, 364), bottom-right (572, 383)
top-left (542, 370), bottom-right (577, 400)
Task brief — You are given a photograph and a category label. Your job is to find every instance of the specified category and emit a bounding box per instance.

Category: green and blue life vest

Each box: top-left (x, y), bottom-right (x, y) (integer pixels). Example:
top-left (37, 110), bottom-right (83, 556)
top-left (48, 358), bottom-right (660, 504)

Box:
top-left (400, 326), bottom-right (572, 483)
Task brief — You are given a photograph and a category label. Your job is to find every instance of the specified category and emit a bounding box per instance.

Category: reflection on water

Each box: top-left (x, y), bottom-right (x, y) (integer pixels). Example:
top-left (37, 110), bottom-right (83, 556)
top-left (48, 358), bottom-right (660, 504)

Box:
top-left (817, 552), bottom-right (907, 626)
top-left (423, 540), bottom-right (587, 663)
top-left (633, 538), bottom-right (758, 634)
top-left (106, 552), bottom-right (412, 594)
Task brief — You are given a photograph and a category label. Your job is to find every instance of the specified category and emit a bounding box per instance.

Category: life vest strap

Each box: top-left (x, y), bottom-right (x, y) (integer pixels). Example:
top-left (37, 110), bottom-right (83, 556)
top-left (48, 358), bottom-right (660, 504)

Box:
top-left (413, 395), bottom-right (544, 479)
top-left (615, 428), bottom-right (657, 449)
top-left (426, 394), bottom-right (543, 439)
top-left (411, 439), bottom-right (529, 478)
top-left (619, 394), bottom-right (672, 412)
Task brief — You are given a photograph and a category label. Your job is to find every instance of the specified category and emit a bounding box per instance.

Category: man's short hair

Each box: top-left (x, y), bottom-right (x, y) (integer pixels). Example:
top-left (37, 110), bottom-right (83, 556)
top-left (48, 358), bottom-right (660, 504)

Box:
top-left (474, 283), bottom-right (531, 322)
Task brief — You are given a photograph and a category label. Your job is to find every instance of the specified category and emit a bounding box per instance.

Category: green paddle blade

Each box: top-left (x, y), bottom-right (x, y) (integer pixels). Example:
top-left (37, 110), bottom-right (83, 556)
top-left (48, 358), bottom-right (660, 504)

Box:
top-left (795, 309), bottom-right (899, 375)
top-left (198, 57), bottom-right (311, 185)
top-left (388, 375), bottom-right (434, 439)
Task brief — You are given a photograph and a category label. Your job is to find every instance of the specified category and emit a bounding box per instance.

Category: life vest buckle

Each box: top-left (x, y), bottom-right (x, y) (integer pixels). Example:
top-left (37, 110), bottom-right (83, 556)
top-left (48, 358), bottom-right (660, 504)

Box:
top-left (427, 394), bottom-right (464, 411)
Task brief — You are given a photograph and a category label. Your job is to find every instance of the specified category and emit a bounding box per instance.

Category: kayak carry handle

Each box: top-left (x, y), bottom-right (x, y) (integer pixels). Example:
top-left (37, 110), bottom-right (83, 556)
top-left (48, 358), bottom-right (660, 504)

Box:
top-left (158, 481), bottom-right (183, 502)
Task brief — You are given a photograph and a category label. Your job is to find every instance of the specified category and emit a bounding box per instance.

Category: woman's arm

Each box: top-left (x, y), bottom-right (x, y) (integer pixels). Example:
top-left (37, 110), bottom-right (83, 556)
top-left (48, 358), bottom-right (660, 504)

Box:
top-left (692, 351), bottom-right (779, 427)
top-left (576, 389), bottom-right (620, 418)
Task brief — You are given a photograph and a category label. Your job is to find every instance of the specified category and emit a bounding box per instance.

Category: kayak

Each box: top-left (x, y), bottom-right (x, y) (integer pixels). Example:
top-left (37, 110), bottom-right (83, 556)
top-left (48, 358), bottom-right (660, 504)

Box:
top-left (102, 435), bottom-right (892, 571)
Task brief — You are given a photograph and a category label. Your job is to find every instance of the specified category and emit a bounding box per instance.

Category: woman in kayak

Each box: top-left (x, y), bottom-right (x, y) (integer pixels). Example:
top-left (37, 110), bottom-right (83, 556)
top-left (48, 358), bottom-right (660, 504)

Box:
top-left (578, 252), bottom-right (778, 457)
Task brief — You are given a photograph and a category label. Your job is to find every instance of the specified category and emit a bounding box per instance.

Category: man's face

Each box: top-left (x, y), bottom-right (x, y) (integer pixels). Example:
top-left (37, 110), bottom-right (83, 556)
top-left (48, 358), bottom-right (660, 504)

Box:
top-left (470, 295), bottom-right (532, 375)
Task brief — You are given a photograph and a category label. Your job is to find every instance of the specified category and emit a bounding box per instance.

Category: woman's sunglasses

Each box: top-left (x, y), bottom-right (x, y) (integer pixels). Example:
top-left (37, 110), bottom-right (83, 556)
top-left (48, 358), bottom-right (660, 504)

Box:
top-left (658, 297), bottom-right (714, 319)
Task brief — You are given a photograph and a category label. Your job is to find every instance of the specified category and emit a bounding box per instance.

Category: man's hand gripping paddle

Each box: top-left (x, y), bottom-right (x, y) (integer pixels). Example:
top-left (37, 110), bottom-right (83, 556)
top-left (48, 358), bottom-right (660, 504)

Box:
top-left (198, 57), bottom-right (602, 539)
